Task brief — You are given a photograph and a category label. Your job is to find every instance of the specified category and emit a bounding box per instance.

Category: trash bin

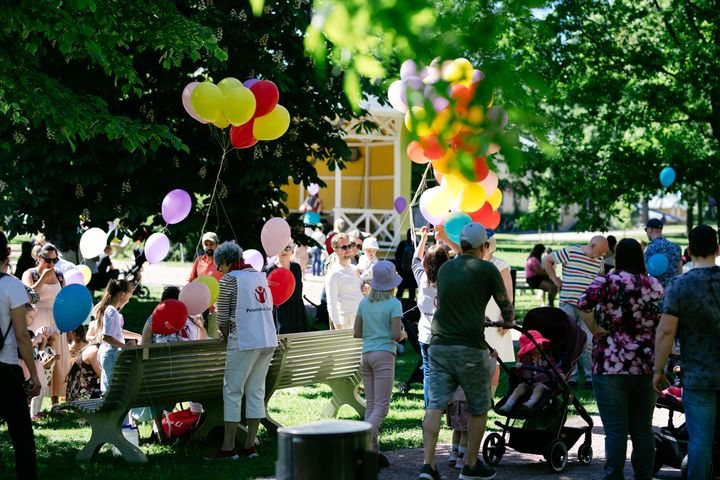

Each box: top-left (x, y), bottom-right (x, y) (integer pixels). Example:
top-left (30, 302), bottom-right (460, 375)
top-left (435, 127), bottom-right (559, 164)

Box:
top-left (276, 419), bottom-right (377, 480)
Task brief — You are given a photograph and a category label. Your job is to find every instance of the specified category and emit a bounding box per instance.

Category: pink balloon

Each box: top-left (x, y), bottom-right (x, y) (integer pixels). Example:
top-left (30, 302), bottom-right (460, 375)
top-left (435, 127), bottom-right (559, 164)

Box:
top-left (145, 232), bottom-right (170, 264)
top-left (162, 189), bottom-right (192, 225)
top-left (64, 268), bottom-right (84, 286)
top-left (260, 217), bottom-right (291, 257)
top-left (307, 183), bottom-right (321, 196)
top-left (387, 80), bottom-right (408, 113)
top-left (472, 69), bottom-right (485, 83)
top-left (400, 59), bottom-right (417, 79)
top-left (182, 82), bottom-right (209, 124)
top-left (243, 249), bottom-right (265, 272)
top-left (179, 281), bottom-right (211, 316)
top-left (479, 171), bottom-right (498, 196)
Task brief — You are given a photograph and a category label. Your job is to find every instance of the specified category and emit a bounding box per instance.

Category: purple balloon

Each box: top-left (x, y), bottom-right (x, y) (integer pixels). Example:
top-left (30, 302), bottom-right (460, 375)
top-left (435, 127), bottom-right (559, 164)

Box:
top-left (394, 196), bottom-right (408, 214)
top-left (181, 82), bottom-right (209, 124)
top-left (243, 78), bottom-right (260, 88)
top-left (400, 60), bottom-right (418, 80)
top-left (161, 189), bottom-right (192, 225)
top-left (64, 268), bottom-right (84, 286)
top-left (145, 232), bottom-right (170, 264)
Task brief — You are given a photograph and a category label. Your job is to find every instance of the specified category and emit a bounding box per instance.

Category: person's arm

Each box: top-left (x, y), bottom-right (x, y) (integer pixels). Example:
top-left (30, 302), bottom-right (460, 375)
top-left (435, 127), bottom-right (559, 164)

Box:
top-left (500, 267), bottom-right (514, 304)
top-left (216, 276), bottom-right (233, 341)
top-left (653, 313), bottom-right (679, 393)
top-left (140, 321), bottom-right (153, 345)
top-left (326, 270), bottom-right (341, 327)
top-left (434, 225), bottom-right (460, 255)
top-left (415, 226), bottom-right (430, 259)
top-left (84, 346), bottom-right (102, 377)
top-left (23, 268), bottom-right (50, 292)
top-left (353, 315), bottom-right (363, 339)
top-left (12, 305), bottom-right (41, 397)
top-left (579, 309), bottom-right (607, 337)
top-left (102, 334), bottom-right (125, 348)
top-left (391, 316), bottom-right (406, 342)
top-left (490, 268), bottom-right (515, 326)
top-left (542, 253), bottom-right (562, 289)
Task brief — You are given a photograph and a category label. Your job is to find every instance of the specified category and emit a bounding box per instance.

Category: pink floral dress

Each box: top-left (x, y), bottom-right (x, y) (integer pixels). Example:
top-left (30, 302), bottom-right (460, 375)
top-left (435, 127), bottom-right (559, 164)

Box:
top-left (577, 271), bottom-right (664, 375)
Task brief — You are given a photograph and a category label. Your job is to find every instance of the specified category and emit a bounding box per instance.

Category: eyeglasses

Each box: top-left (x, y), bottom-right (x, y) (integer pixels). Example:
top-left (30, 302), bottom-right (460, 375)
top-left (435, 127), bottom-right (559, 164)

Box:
top-left (40, 255), bottom-right (59, 264)
top-left (283, 246), bottom-right (294, 252)
top-left (338, 243), bottom-right (357, 251)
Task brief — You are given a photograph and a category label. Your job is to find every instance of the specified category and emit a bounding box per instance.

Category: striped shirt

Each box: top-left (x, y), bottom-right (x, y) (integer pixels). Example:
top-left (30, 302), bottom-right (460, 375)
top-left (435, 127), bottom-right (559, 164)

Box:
top-left (551, 246), bottom-right (604, 306)
top-left (217, 274), bottom-right (239, 335)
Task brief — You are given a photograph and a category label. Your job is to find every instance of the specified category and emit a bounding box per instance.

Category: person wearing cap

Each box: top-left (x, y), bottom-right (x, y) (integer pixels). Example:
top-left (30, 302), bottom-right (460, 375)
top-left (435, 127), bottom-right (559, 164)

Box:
top-left (644, 218), bottom-right (682, 288)
top-left (353, 260), bottom-right (407, 469)
top-left (188, 232), bottom-right (223, 283)
top-left (497, 330), bottom-right (557, 414)
top-left (419, 222), bottom-right (514, 480)
top-left (654, 225), bottom-right (720, 480)
top-left (543, 235), bottom-right (608, 387)
top-left (357, 237), bottom-right (380, 283)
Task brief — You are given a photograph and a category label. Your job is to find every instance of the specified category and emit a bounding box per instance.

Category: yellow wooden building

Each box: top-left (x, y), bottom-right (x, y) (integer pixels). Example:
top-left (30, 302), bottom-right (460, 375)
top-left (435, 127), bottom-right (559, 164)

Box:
top-left (283, 98), bottom-right (412, 248)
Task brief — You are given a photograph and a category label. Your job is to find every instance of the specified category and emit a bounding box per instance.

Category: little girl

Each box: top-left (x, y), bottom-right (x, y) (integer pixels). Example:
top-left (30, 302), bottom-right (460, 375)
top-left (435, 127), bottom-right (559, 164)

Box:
top-left (353, 260), bottom-right (406, 469)
top-left (497, 330), bottom-right (558, 414)
top-left (94, 279), bottom-right (133, 394)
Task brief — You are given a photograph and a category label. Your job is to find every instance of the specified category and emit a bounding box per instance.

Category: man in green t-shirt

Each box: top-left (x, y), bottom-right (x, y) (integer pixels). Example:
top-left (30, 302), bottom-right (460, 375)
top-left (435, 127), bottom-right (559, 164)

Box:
top-left (419, 223), bottom-right (515, 480)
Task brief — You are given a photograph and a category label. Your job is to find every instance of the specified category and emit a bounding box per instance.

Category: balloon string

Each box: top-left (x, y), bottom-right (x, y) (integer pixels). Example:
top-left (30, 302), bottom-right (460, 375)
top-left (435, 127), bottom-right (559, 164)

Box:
top-left (195, 139), bottom-right (231, 257)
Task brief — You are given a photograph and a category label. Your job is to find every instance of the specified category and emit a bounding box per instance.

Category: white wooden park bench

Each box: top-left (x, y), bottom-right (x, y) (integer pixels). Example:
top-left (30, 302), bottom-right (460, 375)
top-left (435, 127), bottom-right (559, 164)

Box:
top-left (58, 329), bottom-right (365, 463)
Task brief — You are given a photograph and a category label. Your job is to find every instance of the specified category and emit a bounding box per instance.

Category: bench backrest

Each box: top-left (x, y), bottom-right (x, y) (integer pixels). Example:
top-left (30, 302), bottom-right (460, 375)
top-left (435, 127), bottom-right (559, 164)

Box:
top-left (100, 329), bottom-right (361, 411)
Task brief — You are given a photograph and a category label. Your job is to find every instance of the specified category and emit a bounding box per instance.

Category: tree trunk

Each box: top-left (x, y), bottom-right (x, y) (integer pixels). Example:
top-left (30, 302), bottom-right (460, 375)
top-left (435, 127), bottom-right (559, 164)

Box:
top-left (642, 198), bottom-right (649, 226)
top-left (686, 197), bottom-right (695, 238)
top-left (697, 187), bottom-right (704, 225)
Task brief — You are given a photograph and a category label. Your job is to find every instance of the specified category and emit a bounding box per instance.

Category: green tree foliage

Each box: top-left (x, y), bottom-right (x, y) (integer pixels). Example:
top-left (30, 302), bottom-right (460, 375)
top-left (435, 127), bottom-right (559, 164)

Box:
top-left (0, 0), bottom-right (383, 252)
top-left (520, 0), bottom-right (720, 230)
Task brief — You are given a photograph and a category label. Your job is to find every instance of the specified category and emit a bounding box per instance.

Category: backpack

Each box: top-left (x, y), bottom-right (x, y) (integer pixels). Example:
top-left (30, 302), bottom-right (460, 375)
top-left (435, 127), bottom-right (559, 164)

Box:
top-left (400, 243), bottom-right (414, 273)
top-left (0, 272), bottom-right (13, 352)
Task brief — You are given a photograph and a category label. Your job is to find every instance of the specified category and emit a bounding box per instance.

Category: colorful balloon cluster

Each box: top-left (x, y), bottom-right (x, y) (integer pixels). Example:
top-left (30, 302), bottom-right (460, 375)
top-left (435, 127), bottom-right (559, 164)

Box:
top-left (388, 58), bottom-right (507, 230)
top-left (182, 78), bottom-right (290, 149)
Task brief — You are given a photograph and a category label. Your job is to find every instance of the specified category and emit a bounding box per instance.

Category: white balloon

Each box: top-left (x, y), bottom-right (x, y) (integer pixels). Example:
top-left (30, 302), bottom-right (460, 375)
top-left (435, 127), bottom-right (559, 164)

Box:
top-left (307, 183), bottom-right (321, 196)
top-left (243, 249), bottom-right (265, 272)
top-left (79, 228), bottom-right (107, 259)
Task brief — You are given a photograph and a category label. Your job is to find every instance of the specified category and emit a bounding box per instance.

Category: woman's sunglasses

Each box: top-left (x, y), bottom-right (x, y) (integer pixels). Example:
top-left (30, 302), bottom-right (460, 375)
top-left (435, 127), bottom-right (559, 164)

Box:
top-left (338, 243), bottom-right (357, 251)
top-left (283, 245), bottom-right (294, 252)
top-left (41, 255), bottom-right (59, 264)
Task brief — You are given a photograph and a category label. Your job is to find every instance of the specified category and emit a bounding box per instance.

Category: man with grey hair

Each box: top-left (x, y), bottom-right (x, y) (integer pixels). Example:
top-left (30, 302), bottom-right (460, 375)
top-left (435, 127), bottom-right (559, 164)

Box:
top-left (419, 222), bottom-right (514, 480)
top-left (543, 235), bottom-right (608, 386)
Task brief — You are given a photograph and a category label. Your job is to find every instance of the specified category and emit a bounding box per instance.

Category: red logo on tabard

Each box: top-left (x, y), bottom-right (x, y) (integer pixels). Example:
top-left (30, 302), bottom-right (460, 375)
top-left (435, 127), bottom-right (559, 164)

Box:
top-left (255, 286), bottom-right (267, 304)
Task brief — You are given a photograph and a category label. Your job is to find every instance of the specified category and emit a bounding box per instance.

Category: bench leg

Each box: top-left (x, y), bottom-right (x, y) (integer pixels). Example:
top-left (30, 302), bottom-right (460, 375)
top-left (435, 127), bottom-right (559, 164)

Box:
top-left (322, 377), bottom-right (366, 419)
top-left (191, 398), bottom-right (224, 441)
top-left (76, 411), bottom-right (147, 464)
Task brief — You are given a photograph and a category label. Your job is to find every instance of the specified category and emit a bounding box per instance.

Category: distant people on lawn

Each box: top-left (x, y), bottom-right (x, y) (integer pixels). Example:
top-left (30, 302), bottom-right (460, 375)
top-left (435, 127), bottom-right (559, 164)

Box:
top-left (644, 218), bottom-right (682, 288)
top-left (524, 243), bottom-right (557, 306)
top-left (419, 222), bottom-right (514, 480)
top-left (654, 224), bottom-right (720, 480)
top-left (578, 238), bottom-right (663, 480)
top-left (543, 235), bottom-right (608, 387)
top-left (0, 230), bottom-right (40, 480)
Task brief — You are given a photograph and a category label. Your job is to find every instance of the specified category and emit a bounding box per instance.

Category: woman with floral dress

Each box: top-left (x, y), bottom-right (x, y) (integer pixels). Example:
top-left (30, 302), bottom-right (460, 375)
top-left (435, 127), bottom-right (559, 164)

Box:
top-left (577, 238), bottom-right (664, 480)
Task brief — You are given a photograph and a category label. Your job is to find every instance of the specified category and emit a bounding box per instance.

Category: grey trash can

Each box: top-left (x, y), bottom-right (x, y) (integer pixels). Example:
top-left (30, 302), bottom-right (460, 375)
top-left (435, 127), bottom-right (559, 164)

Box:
top-left (276, 419), bottom-right (378, 480)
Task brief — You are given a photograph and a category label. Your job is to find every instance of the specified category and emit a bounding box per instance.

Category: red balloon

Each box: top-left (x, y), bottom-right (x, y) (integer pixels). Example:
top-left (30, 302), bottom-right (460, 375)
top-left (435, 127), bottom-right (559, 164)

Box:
top-left (151, 299), bottom-right (188, 335)
top-left (468, 203), bottom-right (493, 224)
top-left (325, 232), bottom-right (337, 254)
top-left (267, 268), bottom-right (296, 306)
top-left (250, 80), bottom-right (280, 118)
top-left (450, 84), bottom-right (473, 112)
top-left (230, 121), bottom-right (257, 149)
top-left (474, 157), bottom-right (489, 181)
top-left (420, 134), bottom-right (445, 160)
top-left (485, 210), bottom-right (501, 229)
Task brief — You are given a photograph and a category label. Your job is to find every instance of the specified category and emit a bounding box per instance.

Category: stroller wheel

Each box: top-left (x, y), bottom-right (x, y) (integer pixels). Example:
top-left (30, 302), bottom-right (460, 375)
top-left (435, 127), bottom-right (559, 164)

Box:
top-left (577, 442), bottom-right (593, 465)
top-left (653, 436), bottom-right (663, 474)
top-left (546, 440), bottom-right (568, 473)
top-left (482, 432), bottom-right (505, 465)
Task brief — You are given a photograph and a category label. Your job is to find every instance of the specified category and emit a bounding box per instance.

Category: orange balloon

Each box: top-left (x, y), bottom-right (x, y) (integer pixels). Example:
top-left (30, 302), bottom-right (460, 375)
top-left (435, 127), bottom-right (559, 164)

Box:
top-left (420, 134), bottom-right (445, 160)
top-left (407, 141), bottom-right (431, 164)
top-left (451, 84), bottom-right (473, 112)
top-left (431, 150), bottom-right (455, 175)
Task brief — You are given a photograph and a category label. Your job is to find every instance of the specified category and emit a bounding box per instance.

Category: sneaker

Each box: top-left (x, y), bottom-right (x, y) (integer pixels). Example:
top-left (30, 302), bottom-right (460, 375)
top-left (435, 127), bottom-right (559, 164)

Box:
top-left (203, 448), bottom-right (239, 460)
top-left (455, 452), bottom-right (465, 469)
top-left (449, 449), bottom-right (458, 463)
top-left (240, 447), bottom-right (259, 458)
top-left (378, 452), bottom-right (390, 468)
top-left (496, 403), bottom-right (513, 414)
top-left (459, 460), bottom-right (496, 480)
top-left (418, 463), bottom-right (442, 480)
top-left (517, 403), bottom-right (532, 414)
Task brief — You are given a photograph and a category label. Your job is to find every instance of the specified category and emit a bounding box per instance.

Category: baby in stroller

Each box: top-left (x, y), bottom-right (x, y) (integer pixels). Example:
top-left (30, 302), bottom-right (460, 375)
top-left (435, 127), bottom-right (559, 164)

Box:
top-left (497, 330), bottom-right (559, 415)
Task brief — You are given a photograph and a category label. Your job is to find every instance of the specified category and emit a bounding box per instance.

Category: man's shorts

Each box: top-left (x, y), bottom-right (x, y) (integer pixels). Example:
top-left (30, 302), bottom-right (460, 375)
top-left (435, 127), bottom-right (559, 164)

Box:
top-left (427, 344), bottom-right (492, 416)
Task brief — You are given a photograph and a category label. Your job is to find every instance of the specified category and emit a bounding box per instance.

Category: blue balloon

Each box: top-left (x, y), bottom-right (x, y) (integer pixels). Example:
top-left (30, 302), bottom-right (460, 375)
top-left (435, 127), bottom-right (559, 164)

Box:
top-left (659, 167), bottom-right (676, 188)
top-left (53, 284), bottom-right (93, 333)
top-left (647, 253), bottom-right (669, 277)
top-left (444, 212), bottom-right (472, 243)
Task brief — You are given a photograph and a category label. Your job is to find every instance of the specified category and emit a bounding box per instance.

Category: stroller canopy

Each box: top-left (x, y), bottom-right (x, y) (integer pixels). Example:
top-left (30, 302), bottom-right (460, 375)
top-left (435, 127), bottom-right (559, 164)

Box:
top-left (521, 307), bottom-right (587, 376)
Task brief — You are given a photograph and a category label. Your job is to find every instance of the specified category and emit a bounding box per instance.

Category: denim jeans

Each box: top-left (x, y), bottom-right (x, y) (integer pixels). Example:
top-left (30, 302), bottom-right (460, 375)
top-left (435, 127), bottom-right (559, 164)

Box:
top-left (560, 303), bottom-right (592, 382)
top-left (592, 374), bottom-right (657, 480)
top-left (682, 388), bottom-right (719, 480)
top-left (311, 247), bottom-right (324, 276)
top-left (419, 341), bottom-right (430, 408)
top-left (99, 345), bottom-right (120, 394)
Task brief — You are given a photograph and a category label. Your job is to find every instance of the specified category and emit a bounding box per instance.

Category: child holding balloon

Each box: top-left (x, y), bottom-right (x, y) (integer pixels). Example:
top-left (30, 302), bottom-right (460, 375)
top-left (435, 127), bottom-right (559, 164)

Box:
top-left (94, 279), bottom-right (133, 394)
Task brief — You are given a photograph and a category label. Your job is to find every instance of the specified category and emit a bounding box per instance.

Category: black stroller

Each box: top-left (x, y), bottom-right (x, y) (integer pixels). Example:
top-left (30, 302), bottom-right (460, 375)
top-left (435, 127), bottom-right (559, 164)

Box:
top-left (482, 307), bottom-right (594, 473)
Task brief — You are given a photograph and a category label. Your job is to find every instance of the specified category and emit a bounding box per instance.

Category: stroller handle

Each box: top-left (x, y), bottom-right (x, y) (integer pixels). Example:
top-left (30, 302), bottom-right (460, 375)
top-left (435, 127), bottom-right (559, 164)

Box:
top-left (484, 320), bottom-right (517, 330)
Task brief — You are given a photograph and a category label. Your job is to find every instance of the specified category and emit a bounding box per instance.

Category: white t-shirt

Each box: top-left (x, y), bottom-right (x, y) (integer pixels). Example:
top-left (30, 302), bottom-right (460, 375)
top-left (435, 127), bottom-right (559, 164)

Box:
top-left (0, 274), bottom-right (30, 365)
top-left (101, 305), bottom-right (125, 345)
top-left (412, 258), bottom-right (437, 345)
top-left (325, 263), bottom-right (364, 328)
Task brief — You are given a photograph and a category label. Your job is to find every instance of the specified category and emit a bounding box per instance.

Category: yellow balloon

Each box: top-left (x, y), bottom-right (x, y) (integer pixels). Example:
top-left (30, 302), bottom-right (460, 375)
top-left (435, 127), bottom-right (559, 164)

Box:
top-left (253, 105), bottom-right (290, 141)
top-left (217, 77), bottom-right (243, 96)
top-left (191, 81), bottom-right (223, 122)
top-left (195, 275), bottom-right (220, 305)
top-left (442, 171), bottom-right (470, 197)
top-left (212, 112), bottom-right (230, 129)
top-left (488, 188), bottom-right (503, 210)
top-left (223, 87), bottom-right (257, 126)
top-left (431, 109), bottom-right (451, 133)
top-left (426, 187), bottom-right (454, 217)
top-left (458, 183), bottom-right (487, 212)
top-left (442, 58), bottom-right (474, 84)
top-left (432, 150), bottom-right (455, 174)
top-left (77, 265), bottom-right (92, 286)
top-left (404, 106), bottom-right (431, 137)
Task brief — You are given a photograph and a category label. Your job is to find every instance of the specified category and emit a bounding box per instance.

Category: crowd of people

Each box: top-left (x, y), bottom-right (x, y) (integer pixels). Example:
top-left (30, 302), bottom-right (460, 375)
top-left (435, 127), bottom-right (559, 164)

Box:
top-left (2, 216), bottom-right (720, 480)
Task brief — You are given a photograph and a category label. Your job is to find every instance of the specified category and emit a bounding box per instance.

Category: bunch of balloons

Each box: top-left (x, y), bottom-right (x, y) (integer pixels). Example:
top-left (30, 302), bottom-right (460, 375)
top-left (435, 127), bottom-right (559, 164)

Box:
top-left (182, 78), bottom-right (290, 149)
top-left (388, 58), bottom-right (507, 230)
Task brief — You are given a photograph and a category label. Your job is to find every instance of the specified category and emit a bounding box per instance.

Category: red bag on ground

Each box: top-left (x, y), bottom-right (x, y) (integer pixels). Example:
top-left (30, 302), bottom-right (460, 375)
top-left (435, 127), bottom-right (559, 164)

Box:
top-left (161, 409), bottom-right (201, 438)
